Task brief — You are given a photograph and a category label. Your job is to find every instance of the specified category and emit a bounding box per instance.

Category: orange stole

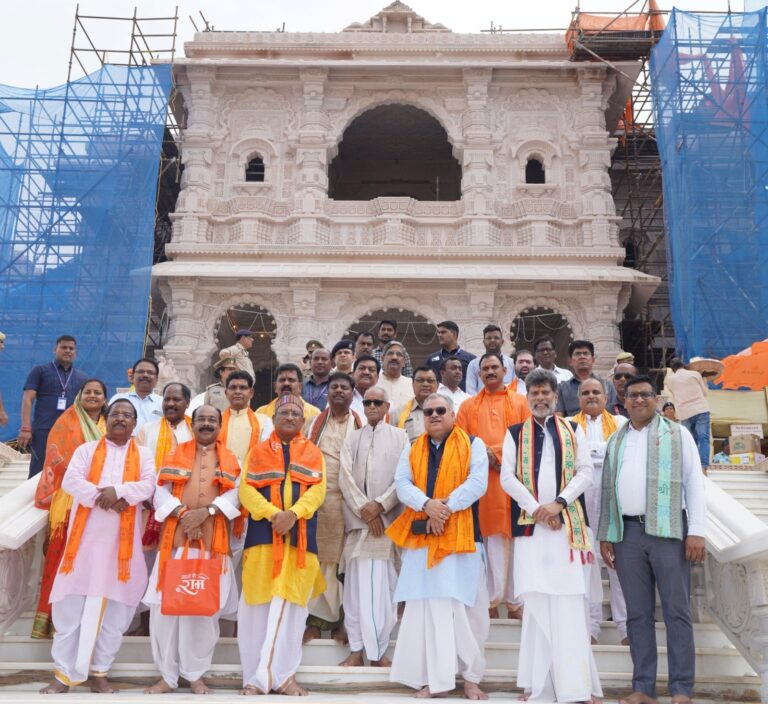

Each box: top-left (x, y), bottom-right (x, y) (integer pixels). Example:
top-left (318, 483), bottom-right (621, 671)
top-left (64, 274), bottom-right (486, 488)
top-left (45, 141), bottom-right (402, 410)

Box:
top-left (456, 387), bottom-right (531, 538)
top-left (245, 432), bottom-right (324, 578)
top-left (156, 438), bottom-right (241, 589)
top-left (59, 438), bottom-right (141, 582)
top-left (386, 427), bottom-right (476, 568)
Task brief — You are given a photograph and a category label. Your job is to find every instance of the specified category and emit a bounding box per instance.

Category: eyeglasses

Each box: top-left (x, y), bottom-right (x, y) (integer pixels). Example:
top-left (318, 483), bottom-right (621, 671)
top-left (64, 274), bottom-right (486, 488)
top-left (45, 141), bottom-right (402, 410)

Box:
top-left (362, 399), bottom-right (386, 407)
top-left (614, 373), bottom-right (633, 380)
top-left (626, 391), bottom-right (655, 400)
top-left (423, 407), bottom-right (449, 417)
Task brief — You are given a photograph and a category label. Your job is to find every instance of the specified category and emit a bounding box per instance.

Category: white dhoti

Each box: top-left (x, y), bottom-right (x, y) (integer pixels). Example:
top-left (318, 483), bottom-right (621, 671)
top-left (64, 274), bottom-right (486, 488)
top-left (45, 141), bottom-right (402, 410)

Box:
top-left (51, 594), bottom-right (134, 686)
top-left (342, 558), bottom-right (397, 661)
top-left (237, 594), bottom-right (307, 692)
top-left (484, 534), bottom-right (519, 607)
top-left (518, 592), bottom-right (602, 702)
top-left (390, 572), bottom-right (490, 693)
top-left (142, 547), bottom-right (237, 687)
top-left (307, 561), bottom-right (342, 624)
top-left (585, 474), bottom-right (627, 640)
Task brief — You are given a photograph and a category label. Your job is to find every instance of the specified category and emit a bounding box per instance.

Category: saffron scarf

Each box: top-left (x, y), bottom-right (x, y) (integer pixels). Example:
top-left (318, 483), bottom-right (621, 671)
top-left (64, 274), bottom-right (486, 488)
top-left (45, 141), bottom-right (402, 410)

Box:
top-left (397, 398), bottom-right (416, 429)
top-left (599, 414), bottom-right (683, 542)
top-left (142, 416), bottom-right (193, 547)
top-left (308, 407), bottom-right (362, 444)
top-left (220, 407), bottom-right (261, 456)
top-left (156, 438), bottom-right (241, 589)
top-left (245, 431), bottom-right (324, 578)
top-left (571, 410), bottom-right (619, 441)
top-left (59, 437), bottom-right (141, 582)
top-left (516, 417), bottom-right (591, 552)
top-left (32, 395), bottom-right (105, 640)
top-left (386, 427), bottom-right (476, 568)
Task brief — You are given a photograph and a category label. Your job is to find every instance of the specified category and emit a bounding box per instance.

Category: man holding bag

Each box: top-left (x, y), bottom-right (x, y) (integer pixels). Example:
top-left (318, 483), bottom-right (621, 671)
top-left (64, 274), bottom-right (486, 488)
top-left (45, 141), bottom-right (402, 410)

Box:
top-left (142, 405), bottom-right (242, 695)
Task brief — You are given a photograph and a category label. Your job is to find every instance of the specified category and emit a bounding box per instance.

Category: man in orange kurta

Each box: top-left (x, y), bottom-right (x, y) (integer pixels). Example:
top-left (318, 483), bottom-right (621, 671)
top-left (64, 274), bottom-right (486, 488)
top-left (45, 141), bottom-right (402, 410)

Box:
top-left (456, 352), bottom-right (530, 617)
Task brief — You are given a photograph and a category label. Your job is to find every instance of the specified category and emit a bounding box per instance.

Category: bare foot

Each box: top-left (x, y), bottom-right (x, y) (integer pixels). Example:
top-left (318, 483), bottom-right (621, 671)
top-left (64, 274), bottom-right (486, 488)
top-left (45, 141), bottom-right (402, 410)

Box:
top-left (671, 697), bottom-right (693, 704)
top-left (302, 626), bottom-right (321, 644)
top-left (463, 682), bottom-right (488, 700)
top-left (339, 651), bottom-right (365, 667)
top-left (415, 686), bottom-right (450, 698)
top-left (517, 692), bottom-right (530, 702)
top-left (144, 679), bottom-right (174, 694)
top-left (40, 681), bottom-right (69, 694)
top-left (507, 605), bottom-right (524, 620)
top-left (331, 624), bottom-right (349, 644)
top-left (371, 655), bottom-right (392, 667)
top-left (584, 698), bottom-right (603, 704)
top-left (89, 675), bottom-right (119, 693)
top-left (275, 676), bottom-right (308, 696)
top-left (621, 636), bottom-right (630, 646)
top-left (397, 602), bottom-right (405, 619)
top-left (619, 693), bottom-right (658, 704)
top-left (591, 636), bottom-right (598, 645)
top-left (190, 678), bottom-right (213, 695)
top-left (239, 685), bottom-right (264, 696)
top-left (488, 606), bottom-right (499, 619)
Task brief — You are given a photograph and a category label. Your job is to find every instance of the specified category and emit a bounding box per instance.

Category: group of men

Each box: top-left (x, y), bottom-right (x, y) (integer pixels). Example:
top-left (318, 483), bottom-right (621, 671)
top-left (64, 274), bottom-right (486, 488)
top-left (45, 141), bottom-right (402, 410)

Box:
top-left (17, 326), bottom-right (706, 704)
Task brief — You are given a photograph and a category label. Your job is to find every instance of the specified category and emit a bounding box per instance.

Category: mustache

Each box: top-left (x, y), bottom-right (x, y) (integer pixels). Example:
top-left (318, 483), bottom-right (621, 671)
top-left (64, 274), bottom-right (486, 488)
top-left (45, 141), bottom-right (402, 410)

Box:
top-left (198, 425), bottom-right (215, 432)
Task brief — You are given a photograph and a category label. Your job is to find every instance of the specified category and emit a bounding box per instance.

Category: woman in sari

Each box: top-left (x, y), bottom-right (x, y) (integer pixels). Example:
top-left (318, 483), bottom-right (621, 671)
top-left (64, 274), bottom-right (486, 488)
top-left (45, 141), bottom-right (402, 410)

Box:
top-left (31, 378), bottom-right (107, 639)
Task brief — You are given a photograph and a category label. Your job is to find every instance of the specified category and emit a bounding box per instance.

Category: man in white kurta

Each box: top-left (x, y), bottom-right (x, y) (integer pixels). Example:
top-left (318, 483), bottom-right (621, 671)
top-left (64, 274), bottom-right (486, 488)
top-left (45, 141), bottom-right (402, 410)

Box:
top-left (136, 383), bottom-right (194, 454)
top-left (42, 399), bottom-right (155, 694)
top-left (500, 369), bottom-right (602, 703)
top-left (388, 393), bottom-right (490, 700)
top-left (143, 405), bottom-right (242, 694)
top-left (375, 341), bottom-right (415, 410)
top-left (568, 378), bottom-right (628, 644)
top-left (338, 386), bottom-right (408, 666)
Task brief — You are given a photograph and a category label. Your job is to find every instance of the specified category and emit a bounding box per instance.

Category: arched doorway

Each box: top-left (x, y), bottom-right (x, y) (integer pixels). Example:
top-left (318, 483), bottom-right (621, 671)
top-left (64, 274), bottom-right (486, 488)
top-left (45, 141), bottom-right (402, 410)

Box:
top-left (510, 307), bottom-right (574, 366)
top-left (346, 308), bottom-right (437, 372)
top-left (213, 303), bottom-right (278, 407)
top-left (328, 104), bottom-right (461, 201)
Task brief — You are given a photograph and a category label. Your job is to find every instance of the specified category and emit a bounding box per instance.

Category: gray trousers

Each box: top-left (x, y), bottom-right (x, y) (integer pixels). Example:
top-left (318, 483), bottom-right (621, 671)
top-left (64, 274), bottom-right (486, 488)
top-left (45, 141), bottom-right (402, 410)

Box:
top-left (613, 520), bottom-right (695, 698)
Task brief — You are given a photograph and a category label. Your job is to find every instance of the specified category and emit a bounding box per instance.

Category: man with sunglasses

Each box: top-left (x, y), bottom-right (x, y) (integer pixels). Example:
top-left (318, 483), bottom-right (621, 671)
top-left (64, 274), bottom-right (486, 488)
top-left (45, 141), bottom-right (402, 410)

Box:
top-left (611, 362), bottom-right (638, 418)
top-left (338, 386), bottom-right (408, 668)
top-left (599, 375), bottom-right (705, 704)
top-left (387, 393), bottom-right (490, 700)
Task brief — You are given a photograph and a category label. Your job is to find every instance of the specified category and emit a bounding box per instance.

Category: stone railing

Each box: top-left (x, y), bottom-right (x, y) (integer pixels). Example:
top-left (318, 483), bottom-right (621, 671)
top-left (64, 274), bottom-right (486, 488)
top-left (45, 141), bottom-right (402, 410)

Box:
top-left (704, 477), bottom-right (768, 703)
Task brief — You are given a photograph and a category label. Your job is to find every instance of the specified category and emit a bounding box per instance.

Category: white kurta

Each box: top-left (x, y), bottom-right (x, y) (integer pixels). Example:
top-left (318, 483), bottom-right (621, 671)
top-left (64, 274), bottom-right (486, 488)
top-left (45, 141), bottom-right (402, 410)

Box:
top-left (500, 419), bottom-right (603, 701)
top-left (568, 413), bottom-right (628, 640)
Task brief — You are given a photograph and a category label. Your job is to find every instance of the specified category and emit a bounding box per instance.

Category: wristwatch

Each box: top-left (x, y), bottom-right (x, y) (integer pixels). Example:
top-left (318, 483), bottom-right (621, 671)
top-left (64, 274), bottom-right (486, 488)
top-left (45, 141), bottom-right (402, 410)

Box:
top-left (555, 497), bottom-right (568, 509)
top-left (207, 505), bottom-right (216, 516)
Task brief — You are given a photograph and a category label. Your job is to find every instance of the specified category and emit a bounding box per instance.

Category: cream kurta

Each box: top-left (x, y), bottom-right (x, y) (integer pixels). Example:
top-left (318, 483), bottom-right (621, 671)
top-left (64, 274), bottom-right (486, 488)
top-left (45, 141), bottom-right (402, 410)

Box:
top-left (339, 422), bottom-right (408, 566)
top-left (375, 374), bottom-right (414, 410)
top-left (136, 418), bottom-right (193, 460)
top-left (306, 412), bottom-right (360, 564)
top-left (225, 407), bottom-right (273, 466)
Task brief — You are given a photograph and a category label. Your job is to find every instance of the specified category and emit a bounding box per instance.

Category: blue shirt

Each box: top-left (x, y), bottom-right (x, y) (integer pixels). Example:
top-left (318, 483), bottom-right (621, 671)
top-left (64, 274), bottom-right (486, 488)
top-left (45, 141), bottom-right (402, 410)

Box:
top-left (24, 362), bottom-right (89, 431)
top-left (302, 377), bottom-right (329, 411)
top-left (424, 347), bottom-right (476, 392)
top-left (109, 390), bottom-right (163, 433)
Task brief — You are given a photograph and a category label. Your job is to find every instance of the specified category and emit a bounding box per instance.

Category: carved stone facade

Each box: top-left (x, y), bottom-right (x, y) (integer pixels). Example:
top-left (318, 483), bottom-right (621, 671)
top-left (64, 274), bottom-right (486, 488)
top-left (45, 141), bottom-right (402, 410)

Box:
top-left (154, 2), bottom-right (658, 389)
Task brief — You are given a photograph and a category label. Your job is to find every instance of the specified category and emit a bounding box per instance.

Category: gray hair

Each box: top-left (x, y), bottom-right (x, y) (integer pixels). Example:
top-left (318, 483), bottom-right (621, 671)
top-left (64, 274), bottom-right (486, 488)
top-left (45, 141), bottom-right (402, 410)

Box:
top-left (364, 386), bottom-right (389, 403)
top-left (382, 340), bottom-right (406, 355)
top-left (423, 392), bottom-right (454, 412)
top-left (525, 368), bottom-right (558, 393)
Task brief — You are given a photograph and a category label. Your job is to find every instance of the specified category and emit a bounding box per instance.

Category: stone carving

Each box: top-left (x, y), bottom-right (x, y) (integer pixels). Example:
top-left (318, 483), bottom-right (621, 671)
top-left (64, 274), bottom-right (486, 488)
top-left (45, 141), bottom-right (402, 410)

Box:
top-left (0, 533), bottom-right (41, 635)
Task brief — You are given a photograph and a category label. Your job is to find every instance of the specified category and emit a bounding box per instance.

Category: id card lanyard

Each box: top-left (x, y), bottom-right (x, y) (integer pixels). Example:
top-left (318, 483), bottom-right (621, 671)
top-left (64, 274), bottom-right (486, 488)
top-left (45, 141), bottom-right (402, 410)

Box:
top-left (52, 361), bottom-right (74, 411)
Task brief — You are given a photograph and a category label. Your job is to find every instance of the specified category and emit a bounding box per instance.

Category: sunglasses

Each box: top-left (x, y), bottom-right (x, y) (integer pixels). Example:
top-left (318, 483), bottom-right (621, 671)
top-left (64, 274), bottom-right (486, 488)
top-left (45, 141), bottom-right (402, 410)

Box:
top-left (614, 373), bottom-right (633, 380)
top-left (423, 407), bottom-right (449, 417)
top-left (362, 399), bottom-right (386, 407)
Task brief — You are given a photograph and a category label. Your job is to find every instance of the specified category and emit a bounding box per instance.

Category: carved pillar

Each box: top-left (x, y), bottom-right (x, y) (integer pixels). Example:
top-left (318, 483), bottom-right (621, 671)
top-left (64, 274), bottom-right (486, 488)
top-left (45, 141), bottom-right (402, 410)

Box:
top-left (585, 282), bottom-right (624, 375)
top-left (575, 68), bottom-right (617, 248)
top-left (461, 69), bottom-right (494, 218)
top-left (464, 282), bottom-right (498, 355)
top-left (294, 69), bottom-right (330, 216)
top-left (161, 278), bottom-right (210, 389)
top-left (283, 280), bottom-right (322, 363)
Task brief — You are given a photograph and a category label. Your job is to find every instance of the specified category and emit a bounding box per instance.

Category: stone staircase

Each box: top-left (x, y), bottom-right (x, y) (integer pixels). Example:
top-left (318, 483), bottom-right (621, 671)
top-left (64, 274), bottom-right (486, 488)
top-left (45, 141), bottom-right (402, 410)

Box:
top-left (0, 450), bottom-right (763, 700)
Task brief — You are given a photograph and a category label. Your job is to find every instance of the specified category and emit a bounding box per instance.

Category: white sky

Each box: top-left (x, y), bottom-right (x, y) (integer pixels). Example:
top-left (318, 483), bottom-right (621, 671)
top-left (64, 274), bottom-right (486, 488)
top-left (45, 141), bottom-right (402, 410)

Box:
top-left (1, 0), bottom-right (745, 88)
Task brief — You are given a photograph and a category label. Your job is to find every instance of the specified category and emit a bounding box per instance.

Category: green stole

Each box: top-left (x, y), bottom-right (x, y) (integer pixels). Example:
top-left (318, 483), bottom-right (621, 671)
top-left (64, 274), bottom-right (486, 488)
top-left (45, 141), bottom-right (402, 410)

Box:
top-left (598, 414), bottom-right (683, 542)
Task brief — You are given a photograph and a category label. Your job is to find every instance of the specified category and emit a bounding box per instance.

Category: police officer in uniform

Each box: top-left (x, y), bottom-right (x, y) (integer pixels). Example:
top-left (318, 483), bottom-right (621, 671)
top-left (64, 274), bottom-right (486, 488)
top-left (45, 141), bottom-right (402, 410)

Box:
top-left (188, 357), bottom-right (237, 415)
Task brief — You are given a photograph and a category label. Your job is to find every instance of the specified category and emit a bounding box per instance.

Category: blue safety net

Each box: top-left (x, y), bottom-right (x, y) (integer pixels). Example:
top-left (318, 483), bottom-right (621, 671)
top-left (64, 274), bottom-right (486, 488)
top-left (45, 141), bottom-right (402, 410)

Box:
top-left (0, 65), bottom-right (172, 439)
top-left (650, 9), bottom-right (768, 360)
